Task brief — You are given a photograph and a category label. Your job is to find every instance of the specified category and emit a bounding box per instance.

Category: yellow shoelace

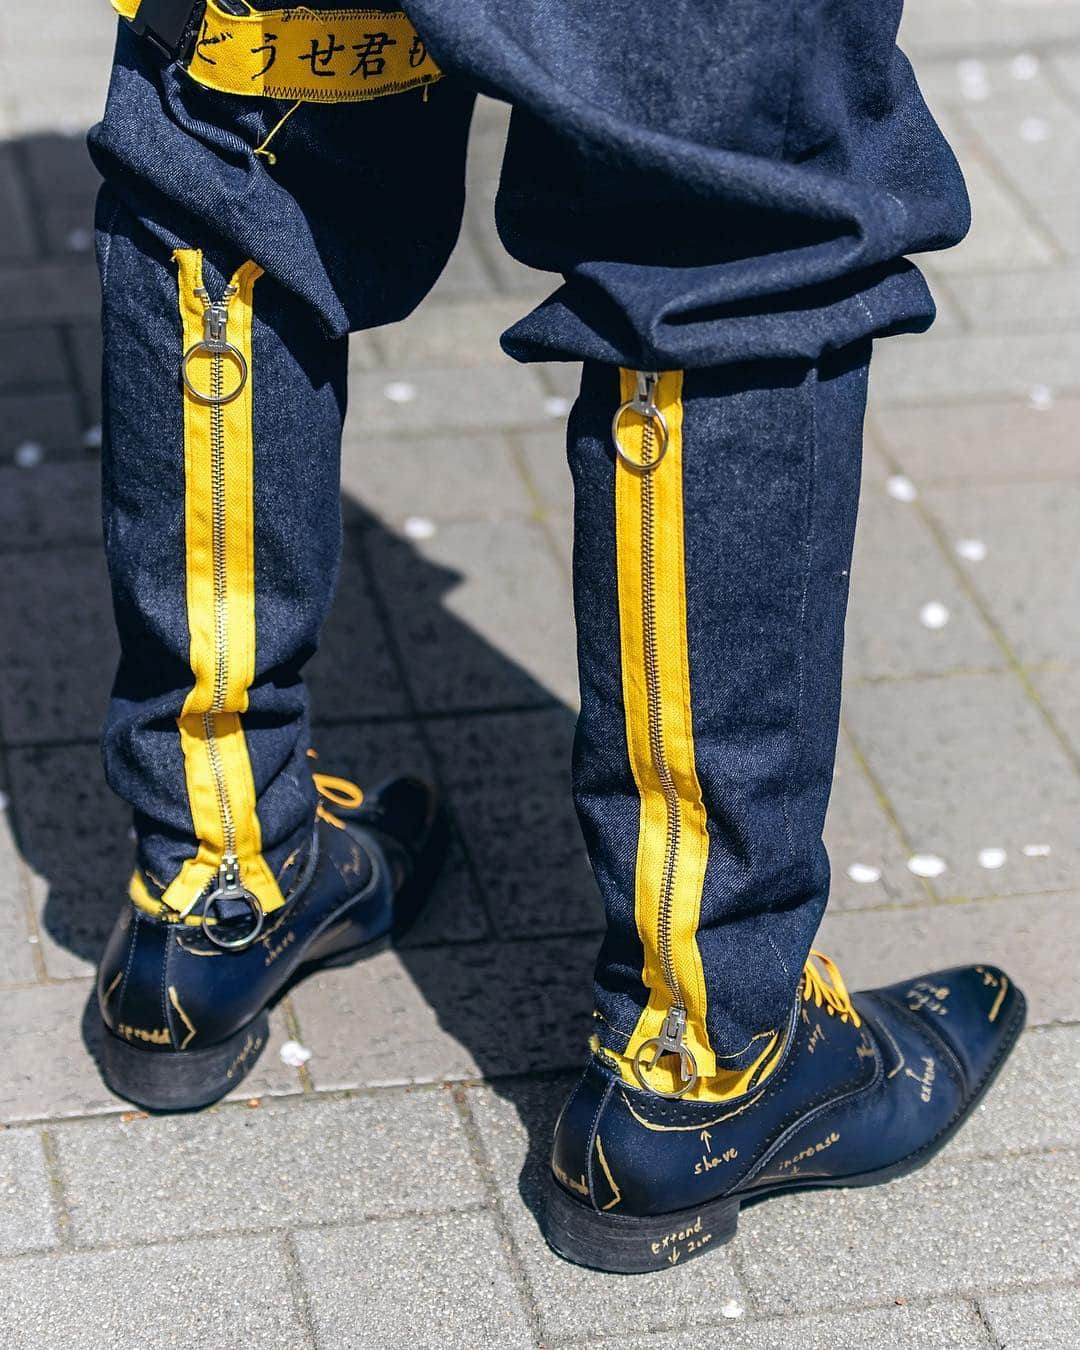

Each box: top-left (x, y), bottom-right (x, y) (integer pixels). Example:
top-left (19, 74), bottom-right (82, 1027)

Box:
top-left (307, 750), bottom-right (364, 830)
top-left (802, 949), bottom-right (861, 1027)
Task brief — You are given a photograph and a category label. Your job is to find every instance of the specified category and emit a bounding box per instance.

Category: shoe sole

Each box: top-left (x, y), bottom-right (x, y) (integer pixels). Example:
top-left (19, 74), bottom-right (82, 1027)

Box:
top-left (99, 807), bottom-right (449, 1113)
top-left (542, 989), bottom-right (1027, 1274)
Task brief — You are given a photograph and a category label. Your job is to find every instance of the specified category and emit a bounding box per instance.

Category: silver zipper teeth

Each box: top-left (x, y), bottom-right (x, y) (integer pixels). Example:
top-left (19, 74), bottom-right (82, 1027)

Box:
top-left (206, 330), bottom-right (237, 863)
top-left (637, 385), bottom-right (685, 1022)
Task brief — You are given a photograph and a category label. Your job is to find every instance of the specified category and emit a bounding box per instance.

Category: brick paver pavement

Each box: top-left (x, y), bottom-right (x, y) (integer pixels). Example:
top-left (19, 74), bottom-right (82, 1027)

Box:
top-left (0, 2), bottom-right (1078, 1346)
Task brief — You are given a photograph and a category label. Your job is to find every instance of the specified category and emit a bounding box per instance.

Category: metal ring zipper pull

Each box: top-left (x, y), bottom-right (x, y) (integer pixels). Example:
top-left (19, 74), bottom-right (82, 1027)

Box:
top-left (611, 370), bottom-right (669, 472)
top-left (181, 283), bottom-right (248, 405)
top-left (200, 859), bottom-right (265, 951)
top-left (631, 1007), bottom-right (700, 1099)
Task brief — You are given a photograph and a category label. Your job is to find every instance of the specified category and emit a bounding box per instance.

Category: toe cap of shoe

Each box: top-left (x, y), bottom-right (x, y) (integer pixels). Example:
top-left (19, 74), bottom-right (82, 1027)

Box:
top-left (873, 964), bottom-right (1026, 1092)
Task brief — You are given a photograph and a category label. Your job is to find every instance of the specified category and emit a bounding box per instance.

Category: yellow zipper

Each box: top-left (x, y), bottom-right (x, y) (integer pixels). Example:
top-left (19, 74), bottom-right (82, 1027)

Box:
top-left (160, 251), bottom-right (285, 936)
top-left (613, 370), bottom-right (714, 1097)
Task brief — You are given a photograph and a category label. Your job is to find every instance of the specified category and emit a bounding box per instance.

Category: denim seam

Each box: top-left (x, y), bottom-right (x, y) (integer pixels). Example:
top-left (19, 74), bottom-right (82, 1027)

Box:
top-left (97, 192), bottom-right (123, 294)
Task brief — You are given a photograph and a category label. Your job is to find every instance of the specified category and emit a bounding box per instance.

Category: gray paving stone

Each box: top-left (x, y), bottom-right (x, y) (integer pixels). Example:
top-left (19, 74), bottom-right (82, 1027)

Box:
top-left (949, 1025), bottom-right (1080, 1160)
top-left (0, 326), bottom-right (67, 390)
top-left (961, 100), bottom-right (1080, 255)
top-left (929, 154), bottom-right (1055, 275)
top-left (0, 460), bottom-right (101, 551)
top-left (870, 333), bottom-right (1080, 407)
top-left (423, 230), bottom-right (500, 302)
top-left (0, 145), bottom-right (36, 263)
top-left (294, 1211), bottom-right (535, 1349)
top-left (1031, 664), bottom-right (1080, 762)
top-left (305, 531), bottom-right (410, 724)
top-left (736, 1153), bottom-right (1079, 1316)
top-left (948, 267), bottom-right (1080, 335)
top-left (54, 1091), bottom-right (483, 1244)
top-left (468, 1078), bottom-right (745, 1344)
top-left (579, 1300), bottom-right (993, 1349)
top-left (871, 398), bottom-right (1080, 484)
top-left (366, 519), bottom-right (578, 713)
top-left (816, 891), bottom-right (1080, 1027)
top-left (340, 430), bottom-right (534, 527)
top-left (900, 0), bottom-right (1080, 56)
top-left (371, 298), bottom-right (536, 370)
top-left (0, 1236), bottom-right (309, 1350)
top-left (824, 735), bottom-right (929, 912)
top-left (0, 390), bottom-right (84, 462)
top-left (842, 674), bottom-right (1080, 899)
top-left (980, 1287), bottom-right (1080, 1350)
top-left (67, 320), bottom-right (103, 420)
top-left (0, 545), bottom-right (115, 745)
top-left (845, 496), bottom-right (1003, 680)
top-left (425, 710), bottom-right (603, 938)
top-left (512, 423), bottom-right (574, 518)
top-left (0, 260), bottom-right (100, 325)
top-left (292, 936), bottom-right (595, 1090)
top-left (301, 719), bottom-right (490, 946)
top-left (6, 742), bottom-right (130, 980)
top-left (0, 1129), bottom-right (56, 1254)
top-left (350, 365), bottom-right (552, 437)
top-left (925, 481), bottom-right (1080, 666)
top-left (0, 778), bottom-right (37, 986)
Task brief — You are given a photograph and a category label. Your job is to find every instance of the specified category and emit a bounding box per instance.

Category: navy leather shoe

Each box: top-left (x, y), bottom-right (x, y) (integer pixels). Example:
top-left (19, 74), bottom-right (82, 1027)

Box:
top-left (96, 774), bottom-right (446, 1111)
top-left (545, 954), bottom-right (1025, 1272)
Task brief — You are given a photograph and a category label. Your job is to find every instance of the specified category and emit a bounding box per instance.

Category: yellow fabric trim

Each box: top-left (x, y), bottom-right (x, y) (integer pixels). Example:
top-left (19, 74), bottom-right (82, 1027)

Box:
top-left (614, 369), bottom-right (716, 1082)
top-left (161, 249), bottom-right (284, 916)
top-left (110, 1), bottom-right (442, 104)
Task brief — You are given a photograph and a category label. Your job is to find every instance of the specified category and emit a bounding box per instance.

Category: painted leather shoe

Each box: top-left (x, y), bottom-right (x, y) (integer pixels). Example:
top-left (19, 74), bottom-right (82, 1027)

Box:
top-left (96, 773), bottom-right (446, 1111)
top-left (544, 953), bottom-right (1025, 1273)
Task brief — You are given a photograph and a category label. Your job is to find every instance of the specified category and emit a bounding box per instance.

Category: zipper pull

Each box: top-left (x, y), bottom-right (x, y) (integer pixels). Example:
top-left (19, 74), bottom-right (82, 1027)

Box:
top-left (194, 284), bottom-right (238, 353)
top-left (181, 284), bottom-right (248, 406)
top-left (632, 1005), bottom-right (700, 1099)
top-left (611, 369), bottom-right (670, 471)
top-left (200, 854), bottom-right (266, 951)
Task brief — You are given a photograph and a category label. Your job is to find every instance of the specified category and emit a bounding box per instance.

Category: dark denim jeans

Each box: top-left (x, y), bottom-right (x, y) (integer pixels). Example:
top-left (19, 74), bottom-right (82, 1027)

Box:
top-left (89, 1), bottom-right (967, 1069)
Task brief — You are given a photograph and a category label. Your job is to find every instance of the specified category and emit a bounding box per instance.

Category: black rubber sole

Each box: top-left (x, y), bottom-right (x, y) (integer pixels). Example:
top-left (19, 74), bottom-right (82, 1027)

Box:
top-left (101, 1010), bottom-right (272, 1113)
top-left (543, 990), bottom-right (1027, 1274)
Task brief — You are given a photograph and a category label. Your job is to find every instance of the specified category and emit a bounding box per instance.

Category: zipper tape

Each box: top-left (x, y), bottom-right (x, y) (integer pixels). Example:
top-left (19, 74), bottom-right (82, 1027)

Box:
top-left (161, 249), bottom-right (285, 918)
top-left (614, 369), bottom-right (715, 1089)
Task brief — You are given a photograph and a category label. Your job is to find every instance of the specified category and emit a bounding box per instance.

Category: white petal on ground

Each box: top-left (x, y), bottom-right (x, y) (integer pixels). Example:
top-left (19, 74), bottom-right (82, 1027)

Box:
top-left (279, 1040), bottom-right (312, 1068)
top-left (847, 862), bottom-right (882, 884)
top-left (955, 538), bottom-right (987, 562)
top-left (83, 424), bottom-right (103, 450)
top-left (886, 474), bottom-right (918, 503)
top-left (66, 227), bottom-right (93, 253)
top-left (956, 59), bottom-right (989, 100)
top-left (14, 441), bottom-right (44, 468)
top-left (720, 1300), bottom-right (744, 1320)
top-left (544, 395), bottom-right (571, 418)
top-left (403, 516), bottom-right (437, 541)
top-left (907, 853), bottom-right (947, 878)
top-left (1029, 384), bottom-right (1054, 410)
top-left (919, 601), bottom-right (950, 630)
top-left (1020, 116), bottom-right (1050, 143)
top-left (1010, 53), bottom-right (1039, 80)
top-left (383, 380), bottom-right (416, 404)
top-left (1022, 843), bottom-right (1052, 858)
top-left (977, 847), bottom-right (1007, 870)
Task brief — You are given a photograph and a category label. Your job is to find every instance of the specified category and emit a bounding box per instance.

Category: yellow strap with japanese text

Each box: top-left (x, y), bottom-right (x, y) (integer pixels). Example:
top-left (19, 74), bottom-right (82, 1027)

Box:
top-left (111, 1), bottom-right (441, 103)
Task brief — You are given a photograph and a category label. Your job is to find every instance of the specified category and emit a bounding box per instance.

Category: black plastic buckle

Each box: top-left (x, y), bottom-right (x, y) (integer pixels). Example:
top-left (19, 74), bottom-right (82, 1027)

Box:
top-left (128, 0), bottom-right (206, 63)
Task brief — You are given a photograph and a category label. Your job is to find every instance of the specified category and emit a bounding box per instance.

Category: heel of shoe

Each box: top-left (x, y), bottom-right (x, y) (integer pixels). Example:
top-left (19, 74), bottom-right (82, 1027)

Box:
top-left (542, 1173), bottom-right (739, 1274)
top-left (100, 1010), bottom-right (270, 1112)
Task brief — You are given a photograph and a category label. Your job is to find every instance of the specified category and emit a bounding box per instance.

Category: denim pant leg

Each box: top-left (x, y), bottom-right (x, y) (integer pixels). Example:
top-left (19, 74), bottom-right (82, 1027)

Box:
top-left (89, 21), bottom-right (473, 917)
top-left (405, 0), bottom-right (968, 1074)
